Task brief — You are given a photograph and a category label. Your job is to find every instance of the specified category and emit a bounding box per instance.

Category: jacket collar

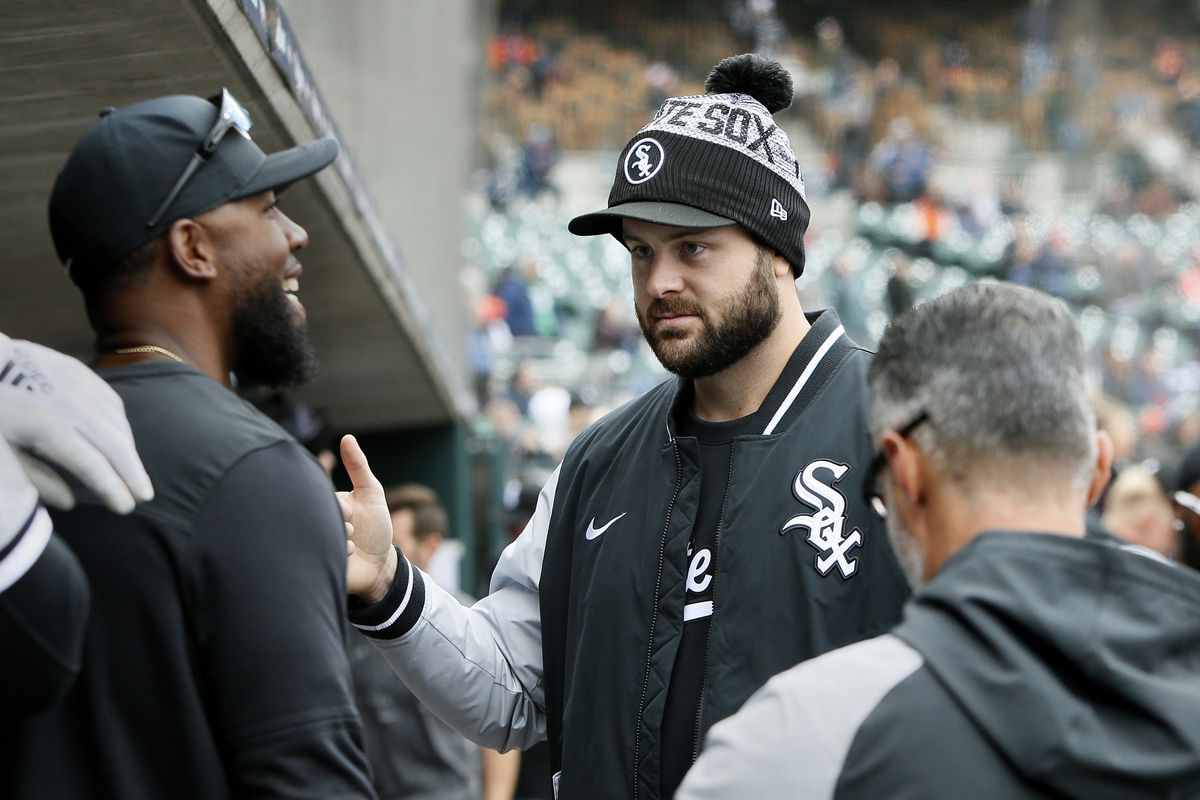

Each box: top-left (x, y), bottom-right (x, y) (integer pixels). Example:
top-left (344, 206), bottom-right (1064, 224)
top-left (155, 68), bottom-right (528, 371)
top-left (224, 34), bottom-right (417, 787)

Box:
top-left (663, 308), bottom-right (856, 440)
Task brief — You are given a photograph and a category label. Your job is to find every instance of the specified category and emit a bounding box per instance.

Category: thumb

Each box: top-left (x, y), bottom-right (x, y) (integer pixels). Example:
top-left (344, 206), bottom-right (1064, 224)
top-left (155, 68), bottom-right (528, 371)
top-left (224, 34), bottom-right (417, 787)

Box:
top-left (340, 434), bottom-right (384, 499)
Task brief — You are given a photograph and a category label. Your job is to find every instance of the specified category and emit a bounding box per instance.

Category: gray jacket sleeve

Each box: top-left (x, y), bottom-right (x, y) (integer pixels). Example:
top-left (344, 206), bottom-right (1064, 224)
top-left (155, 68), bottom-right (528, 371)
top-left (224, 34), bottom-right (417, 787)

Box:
top-left (348, 464), bottom-right (560, 753)
top-left (676, 634), bottom-right (922, 800)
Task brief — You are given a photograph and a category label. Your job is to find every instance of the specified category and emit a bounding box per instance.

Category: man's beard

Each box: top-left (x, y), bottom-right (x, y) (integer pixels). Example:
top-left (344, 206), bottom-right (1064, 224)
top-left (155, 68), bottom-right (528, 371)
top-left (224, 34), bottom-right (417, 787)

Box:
top-left (884, 496), bottom-right (926, 591)
top-left (230, 278), bottom-right (316, 388)
top-left (636, 249), bottom-right (781, 379)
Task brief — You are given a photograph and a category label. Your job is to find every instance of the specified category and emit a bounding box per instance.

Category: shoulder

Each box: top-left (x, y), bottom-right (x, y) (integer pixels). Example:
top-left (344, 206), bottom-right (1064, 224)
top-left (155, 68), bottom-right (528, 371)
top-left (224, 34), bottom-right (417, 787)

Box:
top-left (680, 635), bottom-right (924, 800)
top-left (111, 370), bottom-right (290, 458)
top-left (761, 633), bottom-right (922, 703)
top-left (107, 368), bottom-right (300, 517)
top-left (109, 366), bottom-right (291, 456)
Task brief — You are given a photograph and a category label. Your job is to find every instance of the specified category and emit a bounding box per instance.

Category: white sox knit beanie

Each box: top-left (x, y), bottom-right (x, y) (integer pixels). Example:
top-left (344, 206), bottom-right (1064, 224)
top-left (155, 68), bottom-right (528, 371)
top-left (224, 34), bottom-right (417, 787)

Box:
top-left (569, 53), bottom-right (810, 274)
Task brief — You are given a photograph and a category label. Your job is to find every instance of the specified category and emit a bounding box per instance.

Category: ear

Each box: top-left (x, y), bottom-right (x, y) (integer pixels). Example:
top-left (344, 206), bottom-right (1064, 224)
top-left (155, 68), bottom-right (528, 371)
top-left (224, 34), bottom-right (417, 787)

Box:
top-left (882, 431), bottom-right (927, 511)
top-left (1085, 429), bottom-right (1115, 508)
top-left (420, 531), bottom-right (445, 563)
top-left (164, 218), bottom-right (219, 281)
top-left (770, 250), bottom-right (792, 280)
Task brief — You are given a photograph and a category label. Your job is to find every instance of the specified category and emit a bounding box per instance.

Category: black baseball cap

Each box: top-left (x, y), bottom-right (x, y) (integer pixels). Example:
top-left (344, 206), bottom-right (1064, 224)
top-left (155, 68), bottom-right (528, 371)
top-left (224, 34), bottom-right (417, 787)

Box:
top-left (49, 91), bottom-right (339, 277)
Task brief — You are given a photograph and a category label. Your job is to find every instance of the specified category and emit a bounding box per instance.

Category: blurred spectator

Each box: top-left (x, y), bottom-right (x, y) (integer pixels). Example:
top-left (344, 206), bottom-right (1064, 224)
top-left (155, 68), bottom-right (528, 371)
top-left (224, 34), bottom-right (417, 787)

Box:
top-left (999, 178), bottom-right (1027, 217)
top-left (828, 252), bottom-right (871, 343)
top-left (644, 60), bottom-right (681, 111)
top-left (527, 382), bottom-right (572, 459)
top-left (488, 26), bottom-right (539, 74)
top-left (885, 253), bottom-right (915, 318)
top-left (1102, 465), bottom-right (1180, 559)
top-left (1172, 74), bottom-right (1200, 147)
top-left (1176, 444), bottom-right (1200, 571)
top-left (507, 362), bottom-right (537, 416)
top-left (813, 17), bottom-right (873, 190)
top-left (591, 300), bottom-right (640, 354)
top-left (869, 117), bottom-right (934, 203)
top-left (518, 123), bottom-right (560, 201)
top-left (493, 265), bottom-right (535, 337)
top-left (567, 392), bottom-right (597, 440)
top-left (469, 292), bottom-right (513, 407)
top-left (1097, 177), bottom-right (1135, 219)
top-left (1152, 37), bottom-right (1185, 86)
top-left (1009, 224), bottom-right (1074, 298)
top-left (911, 188), bottom-right (955, 253)
top-left (521, 258), bottom-right (559, 338)
top-left (938, 39), bottom-right (971, 107)
top-left (747, 0), bottom-right (788, 57)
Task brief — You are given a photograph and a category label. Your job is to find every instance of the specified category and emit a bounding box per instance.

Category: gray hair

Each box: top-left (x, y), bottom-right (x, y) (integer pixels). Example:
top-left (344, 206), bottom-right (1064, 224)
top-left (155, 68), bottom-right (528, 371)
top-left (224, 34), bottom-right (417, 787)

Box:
top-left (869, 282), bottom-right (1097, 498)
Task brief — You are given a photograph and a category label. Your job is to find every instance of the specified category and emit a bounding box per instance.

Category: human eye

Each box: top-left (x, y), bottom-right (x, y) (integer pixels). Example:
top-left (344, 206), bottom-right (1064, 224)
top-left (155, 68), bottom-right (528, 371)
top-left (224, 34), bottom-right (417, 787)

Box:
top-left (681, 241), bottom-right (707, 257)
top-left (628, 243), bottom-right (652, 260)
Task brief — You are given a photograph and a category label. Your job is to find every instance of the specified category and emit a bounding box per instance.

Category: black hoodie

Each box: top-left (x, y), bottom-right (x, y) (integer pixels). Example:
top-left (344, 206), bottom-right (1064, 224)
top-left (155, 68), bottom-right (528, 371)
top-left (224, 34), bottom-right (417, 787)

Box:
top-left (895, 532), bottom-right (1200, 798)
top-left (677, 532), bottom-right (1200, 800)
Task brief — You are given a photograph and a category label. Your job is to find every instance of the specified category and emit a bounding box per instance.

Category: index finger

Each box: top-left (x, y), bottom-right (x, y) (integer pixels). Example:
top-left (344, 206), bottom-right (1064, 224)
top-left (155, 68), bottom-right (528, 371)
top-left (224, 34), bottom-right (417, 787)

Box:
top-left (78, 415), bottom-right (154, 504)
top-left (340, 434), bottom-right (384, 499)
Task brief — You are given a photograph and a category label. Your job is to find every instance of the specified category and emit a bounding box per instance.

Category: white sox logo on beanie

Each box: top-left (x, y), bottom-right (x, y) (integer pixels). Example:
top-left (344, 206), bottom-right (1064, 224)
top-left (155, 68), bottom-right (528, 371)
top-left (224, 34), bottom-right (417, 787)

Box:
top-left (624, 138), bottom-right (665, 184)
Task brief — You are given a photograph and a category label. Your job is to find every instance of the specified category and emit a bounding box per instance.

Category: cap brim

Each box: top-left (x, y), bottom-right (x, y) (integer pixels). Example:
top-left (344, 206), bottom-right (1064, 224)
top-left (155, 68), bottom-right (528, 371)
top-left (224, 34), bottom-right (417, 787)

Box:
top-left (568, 201), bottom-right (735, 237)
top-left (239, 137), bottom-right (339, 197)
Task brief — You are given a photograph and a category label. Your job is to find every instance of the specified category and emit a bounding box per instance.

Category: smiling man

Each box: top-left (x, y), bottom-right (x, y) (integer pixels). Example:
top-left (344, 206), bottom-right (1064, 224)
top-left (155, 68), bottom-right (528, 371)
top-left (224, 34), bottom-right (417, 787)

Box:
top-left (6, 93), bottom-right (375, 799)
top-left (340, 54), bottom-right (909, 800)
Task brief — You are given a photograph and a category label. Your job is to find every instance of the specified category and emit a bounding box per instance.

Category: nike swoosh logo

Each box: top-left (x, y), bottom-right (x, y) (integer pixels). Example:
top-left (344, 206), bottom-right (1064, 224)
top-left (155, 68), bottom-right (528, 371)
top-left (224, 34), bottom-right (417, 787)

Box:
top-left (585, 512), bottom-right (627, 540)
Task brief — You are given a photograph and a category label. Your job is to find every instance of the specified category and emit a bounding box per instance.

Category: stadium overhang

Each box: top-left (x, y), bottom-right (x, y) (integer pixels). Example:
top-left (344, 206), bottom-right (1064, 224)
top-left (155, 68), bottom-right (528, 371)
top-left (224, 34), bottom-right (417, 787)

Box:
top-left (0, 0), bottom-right (472, 431)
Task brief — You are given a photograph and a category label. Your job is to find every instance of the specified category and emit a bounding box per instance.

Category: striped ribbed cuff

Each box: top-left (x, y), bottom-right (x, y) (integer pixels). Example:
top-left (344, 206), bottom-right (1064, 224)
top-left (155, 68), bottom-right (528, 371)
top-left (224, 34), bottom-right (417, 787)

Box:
top-left (348, 546), bottom-right (425, 640)
top-left (0, 504), bottom-right (53, 594)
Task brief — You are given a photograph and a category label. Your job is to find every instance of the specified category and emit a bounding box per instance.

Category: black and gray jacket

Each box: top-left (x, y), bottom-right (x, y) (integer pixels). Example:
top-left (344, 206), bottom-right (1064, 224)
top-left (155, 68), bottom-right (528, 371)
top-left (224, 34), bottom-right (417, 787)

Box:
top-left (352, 310), bottom-right (910, 799)
top-left (678, 532), bottom-right (1200, 800)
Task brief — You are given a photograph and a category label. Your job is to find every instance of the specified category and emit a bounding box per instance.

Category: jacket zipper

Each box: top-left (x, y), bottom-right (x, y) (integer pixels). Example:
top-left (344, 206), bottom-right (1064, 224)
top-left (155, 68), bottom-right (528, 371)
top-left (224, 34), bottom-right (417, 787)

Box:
top-left (691, 445), bottom-right (735, 761)
top-left (633, 437), bottom-right (683, 800)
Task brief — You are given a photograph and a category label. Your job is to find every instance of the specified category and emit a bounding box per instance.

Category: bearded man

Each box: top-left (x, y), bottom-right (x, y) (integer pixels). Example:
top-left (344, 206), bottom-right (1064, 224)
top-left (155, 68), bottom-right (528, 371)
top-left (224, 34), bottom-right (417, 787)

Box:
top-left (5, 92), bottom-right (376, 800)
top-left (340, 54), bottom-right (909, 800)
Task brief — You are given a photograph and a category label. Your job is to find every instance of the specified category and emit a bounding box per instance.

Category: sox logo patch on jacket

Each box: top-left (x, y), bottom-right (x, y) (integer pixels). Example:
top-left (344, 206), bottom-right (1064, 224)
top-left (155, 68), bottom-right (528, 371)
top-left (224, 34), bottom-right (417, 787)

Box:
top-left (782, 460), bottom-right (862, 579)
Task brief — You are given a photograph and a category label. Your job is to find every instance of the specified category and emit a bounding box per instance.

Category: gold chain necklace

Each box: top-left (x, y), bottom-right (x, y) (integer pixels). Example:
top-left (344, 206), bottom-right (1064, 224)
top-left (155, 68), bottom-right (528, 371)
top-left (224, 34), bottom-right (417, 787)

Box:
top-left (111, 345), bottom-right (186, 363)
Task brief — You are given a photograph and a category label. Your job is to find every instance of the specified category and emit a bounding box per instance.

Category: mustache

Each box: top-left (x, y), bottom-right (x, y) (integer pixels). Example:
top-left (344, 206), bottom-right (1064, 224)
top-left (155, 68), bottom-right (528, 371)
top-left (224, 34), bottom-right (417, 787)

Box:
top-left (647, 297), bottom-right (706, 319)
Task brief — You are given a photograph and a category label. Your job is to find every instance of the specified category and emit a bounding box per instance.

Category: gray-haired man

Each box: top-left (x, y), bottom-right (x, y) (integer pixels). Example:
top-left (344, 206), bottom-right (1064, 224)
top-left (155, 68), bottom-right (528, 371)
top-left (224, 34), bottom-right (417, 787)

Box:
top-left (679, 282), bottom-right (1200, 800)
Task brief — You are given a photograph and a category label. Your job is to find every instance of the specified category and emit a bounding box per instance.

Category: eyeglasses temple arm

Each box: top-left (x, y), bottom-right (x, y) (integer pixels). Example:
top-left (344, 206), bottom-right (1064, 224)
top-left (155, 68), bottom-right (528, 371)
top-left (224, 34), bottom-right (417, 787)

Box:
top-left (146, 152), bottom-right (205, 228)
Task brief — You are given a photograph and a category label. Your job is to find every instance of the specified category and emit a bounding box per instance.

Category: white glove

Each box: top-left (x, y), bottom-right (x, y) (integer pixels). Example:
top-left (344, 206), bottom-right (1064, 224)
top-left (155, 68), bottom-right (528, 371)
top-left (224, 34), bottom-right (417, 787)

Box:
top-left (0, 335), bottom-right (153, 514)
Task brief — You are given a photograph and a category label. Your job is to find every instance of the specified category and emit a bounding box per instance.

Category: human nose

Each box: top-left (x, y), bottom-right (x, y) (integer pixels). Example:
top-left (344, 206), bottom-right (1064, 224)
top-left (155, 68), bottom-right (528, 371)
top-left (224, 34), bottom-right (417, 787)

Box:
top-left (279, 209), bottom-right (309, 251)
top-left (642, 254), bottom-right (685, 298)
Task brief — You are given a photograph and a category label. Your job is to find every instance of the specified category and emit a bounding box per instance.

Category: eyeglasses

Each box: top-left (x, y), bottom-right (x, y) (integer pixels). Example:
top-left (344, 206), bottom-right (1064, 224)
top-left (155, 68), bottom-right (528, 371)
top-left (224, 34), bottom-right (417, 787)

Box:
top-left (863, 409), bottom-right (930, 517)
top-left (146, 88), bottom-right (253, 228)
top-left (1175, 490), bottom-right (1200, 517)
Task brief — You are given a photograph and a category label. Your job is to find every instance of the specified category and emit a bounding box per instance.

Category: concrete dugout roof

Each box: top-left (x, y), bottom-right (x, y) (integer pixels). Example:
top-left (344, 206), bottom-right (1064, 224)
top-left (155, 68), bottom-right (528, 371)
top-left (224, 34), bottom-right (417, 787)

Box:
top-left (0, 0), bottom-right (469, 430)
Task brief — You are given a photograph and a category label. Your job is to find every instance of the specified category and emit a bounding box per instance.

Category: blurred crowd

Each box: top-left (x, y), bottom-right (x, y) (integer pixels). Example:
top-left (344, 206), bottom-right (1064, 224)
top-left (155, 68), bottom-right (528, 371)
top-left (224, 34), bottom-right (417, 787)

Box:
top-left (462, 2), bottom-right (1200, 583)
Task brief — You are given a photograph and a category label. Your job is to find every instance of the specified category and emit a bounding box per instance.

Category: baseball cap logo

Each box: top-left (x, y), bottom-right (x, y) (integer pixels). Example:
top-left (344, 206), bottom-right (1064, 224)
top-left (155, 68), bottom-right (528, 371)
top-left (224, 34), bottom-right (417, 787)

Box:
top-left (624, 138), bottom-right (665, 185)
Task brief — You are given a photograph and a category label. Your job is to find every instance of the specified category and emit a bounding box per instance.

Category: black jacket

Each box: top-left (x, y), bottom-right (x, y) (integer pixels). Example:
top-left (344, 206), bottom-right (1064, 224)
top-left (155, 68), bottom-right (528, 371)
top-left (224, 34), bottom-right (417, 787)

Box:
top-left (352, 310), bottom-right (910, 800)
top-left (680, 532), bottom-right (1200, 799)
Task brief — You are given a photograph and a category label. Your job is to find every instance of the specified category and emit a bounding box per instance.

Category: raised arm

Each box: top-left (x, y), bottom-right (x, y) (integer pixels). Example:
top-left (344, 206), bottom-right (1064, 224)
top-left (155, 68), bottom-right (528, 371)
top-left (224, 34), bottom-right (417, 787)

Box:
top-left (340, 435), bottom-right (551, 752)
